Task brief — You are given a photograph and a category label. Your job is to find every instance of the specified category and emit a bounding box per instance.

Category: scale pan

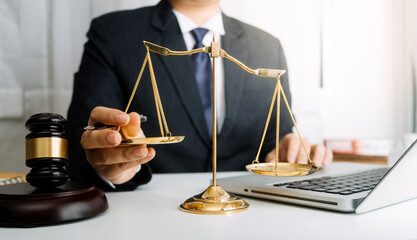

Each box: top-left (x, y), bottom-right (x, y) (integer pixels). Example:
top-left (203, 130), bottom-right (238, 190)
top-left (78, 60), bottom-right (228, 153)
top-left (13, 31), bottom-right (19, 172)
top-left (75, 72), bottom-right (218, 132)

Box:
top-left (246, 162), bottom-right (317, 177)
top-left (120, 136), bottom-right (184, 145)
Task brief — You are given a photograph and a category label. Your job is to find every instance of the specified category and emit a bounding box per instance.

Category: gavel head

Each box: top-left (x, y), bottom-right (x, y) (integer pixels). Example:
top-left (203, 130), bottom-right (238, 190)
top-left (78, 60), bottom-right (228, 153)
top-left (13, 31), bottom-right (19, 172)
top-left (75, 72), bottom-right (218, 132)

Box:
top-left (25, 113), bottom-right (69, 188)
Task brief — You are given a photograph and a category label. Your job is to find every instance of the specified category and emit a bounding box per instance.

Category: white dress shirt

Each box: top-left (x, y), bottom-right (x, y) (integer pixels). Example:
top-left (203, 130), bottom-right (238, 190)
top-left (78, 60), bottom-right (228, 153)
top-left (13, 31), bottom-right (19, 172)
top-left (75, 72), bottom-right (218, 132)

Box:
top-left (172, 9), bottom-right (226, 132)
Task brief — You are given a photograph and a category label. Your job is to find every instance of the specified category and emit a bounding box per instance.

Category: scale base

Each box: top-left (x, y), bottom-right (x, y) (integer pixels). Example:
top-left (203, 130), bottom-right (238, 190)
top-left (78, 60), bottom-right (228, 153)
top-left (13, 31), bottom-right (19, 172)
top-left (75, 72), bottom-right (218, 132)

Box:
top-left (179, 185), bottom-right (249, 215)
top-left (246, 162), bottom-right (317, 177)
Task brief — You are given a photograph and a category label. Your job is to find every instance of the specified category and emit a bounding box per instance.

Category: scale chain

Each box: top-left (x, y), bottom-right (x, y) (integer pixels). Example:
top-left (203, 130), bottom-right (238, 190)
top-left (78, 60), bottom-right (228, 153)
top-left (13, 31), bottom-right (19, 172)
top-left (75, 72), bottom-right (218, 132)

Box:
top-left (118, 53), bottom-right (149, 133)
top-left (147, 50), bottom-right (171, 137)
top-left (275, 77), bottom-right (281, 173)
top-left (279, 83), bottom-right (314, 165)
top-left (119, 48), bottom-right (171, 138)
top-left (253, 79), bottom-right (279, 164)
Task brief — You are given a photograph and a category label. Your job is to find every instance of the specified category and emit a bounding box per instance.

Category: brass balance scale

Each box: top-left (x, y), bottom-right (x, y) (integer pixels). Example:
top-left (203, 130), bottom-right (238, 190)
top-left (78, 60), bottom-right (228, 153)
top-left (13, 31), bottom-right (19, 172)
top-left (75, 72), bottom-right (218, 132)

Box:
top-left (120, 35), bottom-right (317, 214)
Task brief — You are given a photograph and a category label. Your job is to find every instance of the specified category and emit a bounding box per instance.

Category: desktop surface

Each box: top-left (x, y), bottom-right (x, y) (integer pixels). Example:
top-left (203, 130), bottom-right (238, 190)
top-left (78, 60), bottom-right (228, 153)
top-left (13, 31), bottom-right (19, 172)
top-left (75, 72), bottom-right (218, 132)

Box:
top-left (0, 171), bottom-right (416, 240)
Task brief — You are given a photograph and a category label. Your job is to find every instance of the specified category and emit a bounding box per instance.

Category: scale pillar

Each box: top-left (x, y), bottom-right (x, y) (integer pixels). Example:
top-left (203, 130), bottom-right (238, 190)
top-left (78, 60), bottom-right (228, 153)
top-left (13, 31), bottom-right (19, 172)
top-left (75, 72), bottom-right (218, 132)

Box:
top-left (179, 35), bottom-right (249, 214)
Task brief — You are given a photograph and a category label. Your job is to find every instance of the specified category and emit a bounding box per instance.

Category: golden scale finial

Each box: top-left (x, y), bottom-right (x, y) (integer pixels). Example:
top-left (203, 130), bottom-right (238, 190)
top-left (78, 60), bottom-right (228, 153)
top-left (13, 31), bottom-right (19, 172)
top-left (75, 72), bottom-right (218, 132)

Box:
top-left (119, 33), bottom-right (317, 214)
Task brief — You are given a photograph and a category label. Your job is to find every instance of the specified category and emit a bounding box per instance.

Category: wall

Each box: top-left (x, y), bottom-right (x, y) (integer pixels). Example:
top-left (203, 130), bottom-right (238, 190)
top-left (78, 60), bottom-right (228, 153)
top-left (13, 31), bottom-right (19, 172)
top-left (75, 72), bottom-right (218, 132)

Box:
top-left (405, 0), bottom-right (417, 132)
top-left (221, 0), bottom-right (413, 143)
top-left (320, 0), bottom-right (409, 140)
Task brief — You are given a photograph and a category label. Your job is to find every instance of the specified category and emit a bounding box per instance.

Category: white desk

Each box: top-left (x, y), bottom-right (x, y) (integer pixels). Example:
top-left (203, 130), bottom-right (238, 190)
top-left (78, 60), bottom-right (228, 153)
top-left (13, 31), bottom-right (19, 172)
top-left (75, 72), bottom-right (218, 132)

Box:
top-left (1, 171), bottom-right (416, 240)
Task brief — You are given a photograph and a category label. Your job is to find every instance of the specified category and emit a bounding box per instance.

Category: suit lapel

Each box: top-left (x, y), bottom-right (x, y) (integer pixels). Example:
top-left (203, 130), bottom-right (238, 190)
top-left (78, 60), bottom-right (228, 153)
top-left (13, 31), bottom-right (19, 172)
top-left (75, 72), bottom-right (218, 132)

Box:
top-left (150, 1), bottom-right (210, 145)
top-left (219, 14), bottom-right (247, 141)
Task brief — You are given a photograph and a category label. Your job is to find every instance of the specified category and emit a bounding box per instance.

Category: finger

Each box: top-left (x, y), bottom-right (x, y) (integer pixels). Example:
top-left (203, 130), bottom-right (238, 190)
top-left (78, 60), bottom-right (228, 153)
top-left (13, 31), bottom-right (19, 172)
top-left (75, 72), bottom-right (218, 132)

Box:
top-left (121, 112), bottom-right (144, 139)
top-left (95, 145), bottom-right (150, 165)
top-left (279, 141), bottom-right (287, 162)
top-left (81, 129), bottom-right (122, 149)
top-left (104, 166), bottom-right (140, 185)
top-left (88, 106), bottom-right (130, 126)
top-left (323, 149), bottom-right (334, 166)
top-left (295, 138), bottom-right (310, 164)
top-left (286, 135), bottom-right (301, 163)
top-left (311, 144), bottom-right (326, 167)
top-left (265, 148), bottom-right (276, 163)
top-left (98, 148), bottom-right (156, 180)
top-left (281, 133), bottom-right (295, 148)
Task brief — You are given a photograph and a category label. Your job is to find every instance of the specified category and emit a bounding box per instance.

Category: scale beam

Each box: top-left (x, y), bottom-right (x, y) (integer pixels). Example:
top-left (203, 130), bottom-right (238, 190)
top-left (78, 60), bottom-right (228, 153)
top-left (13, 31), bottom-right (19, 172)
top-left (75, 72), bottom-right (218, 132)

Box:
top-left (143, 41), bottom-right (286, 78)
top-left (144, 41), bottom-right (208, 56)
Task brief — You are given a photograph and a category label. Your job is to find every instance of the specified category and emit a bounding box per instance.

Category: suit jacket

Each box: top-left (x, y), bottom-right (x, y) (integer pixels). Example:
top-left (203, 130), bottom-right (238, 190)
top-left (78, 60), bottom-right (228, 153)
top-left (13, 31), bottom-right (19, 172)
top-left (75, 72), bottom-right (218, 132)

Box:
top-left (67, 0), bottom-right (293, 191)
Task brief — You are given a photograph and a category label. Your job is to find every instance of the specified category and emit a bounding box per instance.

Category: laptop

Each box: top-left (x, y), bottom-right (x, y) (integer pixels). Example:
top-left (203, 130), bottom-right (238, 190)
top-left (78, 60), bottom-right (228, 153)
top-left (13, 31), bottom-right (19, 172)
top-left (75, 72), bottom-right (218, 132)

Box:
top-left (217, 139), bottom-right (417, 213)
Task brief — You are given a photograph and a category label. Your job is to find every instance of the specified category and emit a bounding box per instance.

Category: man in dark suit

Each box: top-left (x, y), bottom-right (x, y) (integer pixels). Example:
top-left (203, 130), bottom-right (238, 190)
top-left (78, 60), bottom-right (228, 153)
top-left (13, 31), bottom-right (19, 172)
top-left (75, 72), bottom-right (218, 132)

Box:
top-left (67, 0), bottom-right (333, 191)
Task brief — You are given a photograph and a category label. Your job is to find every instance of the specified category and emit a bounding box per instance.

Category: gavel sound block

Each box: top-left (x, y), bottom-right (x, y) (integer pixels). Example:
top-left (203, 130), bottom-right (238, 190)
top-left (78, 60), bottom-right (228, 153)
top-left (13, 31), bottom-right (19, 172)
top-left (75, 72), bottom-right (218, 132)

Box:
top-left (0, 113), bottom-right (108, 227)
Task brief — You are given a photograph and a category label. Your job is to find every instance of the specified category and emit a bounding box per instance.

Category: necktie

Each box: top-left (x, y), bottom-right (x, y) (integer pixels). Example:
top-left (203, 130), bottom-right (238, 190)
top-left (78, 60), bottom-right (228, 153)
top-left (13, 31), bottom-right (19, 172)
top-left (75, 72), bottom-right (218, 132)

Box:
top-left (191, 28), bottom-right (213, 137)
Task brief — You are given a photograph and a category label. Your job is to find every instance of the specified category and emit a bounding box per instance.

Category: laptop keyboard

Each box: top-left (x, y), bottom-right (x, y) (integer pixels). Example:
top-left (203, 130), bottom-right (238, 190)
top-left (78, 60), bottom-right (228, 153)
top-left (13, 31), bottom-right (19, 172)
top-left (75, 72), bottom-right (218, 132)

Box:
top-left (273, 168), bottom-right (389, 195)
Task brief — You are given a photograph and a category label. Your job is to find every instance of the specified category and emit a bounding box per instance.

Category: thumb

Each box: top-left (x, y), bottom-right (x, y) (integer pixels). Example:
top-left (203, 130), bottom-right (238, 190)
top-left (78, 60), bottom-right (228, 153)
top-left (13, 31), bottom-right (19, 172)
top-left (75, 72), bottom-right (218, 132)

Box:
top-left (121, 112), bottom-right (144, 139)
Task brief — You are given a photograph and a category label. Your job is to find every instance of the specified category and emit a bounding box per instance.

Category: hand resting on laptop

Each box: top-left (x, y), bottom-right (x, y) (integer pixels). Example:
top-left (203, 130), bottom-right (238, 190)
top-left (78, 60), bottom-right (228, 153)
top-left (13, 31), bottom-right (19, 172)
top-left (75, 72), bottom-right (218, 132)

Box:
top-left (265, 133), bottom-right (333, 167)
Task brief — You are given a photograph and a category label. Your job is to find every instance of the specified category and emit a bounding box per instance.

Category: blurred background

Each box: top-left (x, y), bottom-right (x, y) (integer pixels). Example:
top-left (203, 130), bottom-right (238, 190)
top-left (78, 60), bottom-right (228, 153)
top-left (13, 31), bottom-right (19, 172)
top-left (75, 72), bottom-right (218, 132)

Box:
top-left (1, 0), bottom-right (416, 173)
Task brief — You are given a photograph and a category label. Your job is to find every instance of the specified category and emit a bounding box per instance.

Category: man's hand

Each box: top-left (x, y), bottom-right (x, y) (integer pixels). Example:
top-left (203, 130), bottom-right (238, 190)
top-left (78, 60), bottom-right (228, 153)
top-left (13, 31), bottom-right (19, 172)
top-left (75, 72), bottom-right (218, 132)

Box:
top-left (81, 106), bottom-right (155, 184)
top-left (265, 133), bottom-right (333, 167)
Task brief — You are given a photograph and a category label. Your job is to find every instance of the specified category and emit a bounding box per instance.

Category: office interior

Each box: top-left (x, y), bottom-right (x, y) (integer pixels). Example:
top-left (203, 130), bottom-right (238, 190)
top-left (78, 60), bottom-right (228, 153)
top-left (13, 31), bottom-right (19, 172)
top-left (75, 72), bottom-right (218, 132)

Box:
top-left (1, 0), bottom-right (416, 173)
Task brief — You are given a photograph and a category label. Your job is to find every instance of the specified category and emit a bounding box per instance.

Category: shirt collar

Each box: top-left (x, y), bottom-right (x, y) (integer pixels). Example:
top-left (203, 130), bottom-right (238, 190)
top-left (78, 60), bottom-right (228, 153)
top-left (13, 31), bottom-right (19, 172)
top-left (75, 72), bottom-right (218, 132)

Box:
top-left (172, 9), bottom-right (225, 36)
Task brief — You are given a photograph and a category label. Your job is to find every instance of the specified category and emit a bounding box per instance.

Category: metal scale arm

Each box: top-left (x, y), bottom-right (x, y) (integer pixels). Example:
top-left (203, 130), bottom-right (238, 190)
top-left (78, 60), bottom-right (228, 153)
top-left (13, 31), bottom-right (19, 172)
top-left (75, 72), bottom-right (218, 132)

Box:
top-left (144, 41), bottom-right (286, 77)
